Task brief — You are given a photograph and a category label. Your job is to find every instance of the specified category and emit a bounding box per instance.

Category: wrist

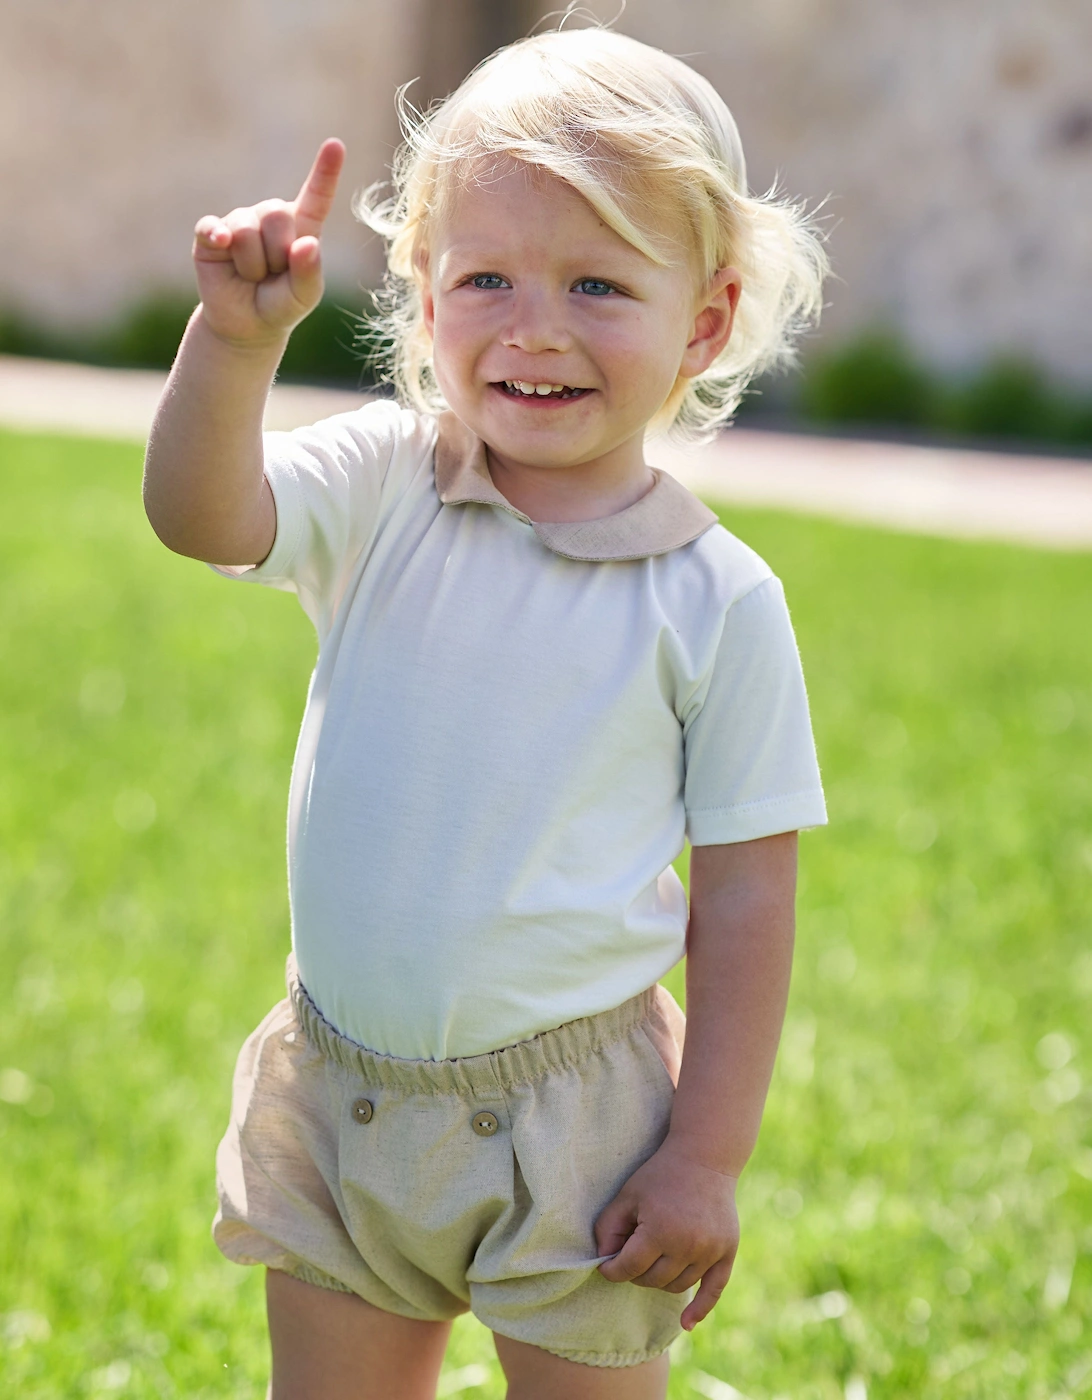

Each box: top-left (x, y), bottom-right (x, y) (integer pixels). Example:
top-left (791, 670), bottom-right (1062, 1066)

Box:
top-left (661, 1129), bottom-right (743, 1183)
top-left (190, 304), bottom-right (291, 362)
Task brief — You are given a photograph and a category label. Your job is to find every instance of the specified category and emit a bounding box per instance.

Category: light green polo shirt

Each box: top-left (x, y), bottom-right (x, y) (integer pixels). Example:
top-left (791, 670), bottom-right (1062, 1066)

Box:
top-left (215, 401), bottom-right (826, 1059)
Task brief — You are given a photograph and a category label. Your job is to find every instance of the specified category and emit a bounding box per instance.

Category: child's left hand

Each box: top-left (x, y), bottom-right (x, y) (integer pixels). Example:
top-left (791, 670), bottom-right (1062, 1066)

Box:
top-left (594, 1134), bottom-right (740, 1330)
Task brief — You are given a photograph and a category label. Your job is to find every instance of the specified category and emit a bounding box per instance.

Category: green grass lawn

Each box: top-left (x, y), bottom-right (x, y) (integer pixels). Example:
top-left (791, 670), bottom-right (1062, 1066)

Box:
top-left (0, 427), bottom-right (1089, 1399)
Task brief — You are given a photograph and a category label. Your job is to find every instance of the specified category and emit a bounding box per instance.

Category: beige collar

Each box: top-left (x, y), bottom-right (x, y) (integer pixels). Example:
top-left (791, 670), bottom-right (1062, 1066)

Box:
top-left (433, 411), bottom-right (717, 563)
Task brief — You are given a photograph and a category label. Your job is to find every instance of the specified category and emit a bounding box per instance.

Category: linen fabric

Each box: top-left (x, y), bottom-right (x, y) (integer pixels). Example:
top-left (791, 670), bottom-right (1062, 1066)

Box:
top-left (214, 960), bottom-right (689, 1367)
top-left (213, 402), bottom-right (826, 1058)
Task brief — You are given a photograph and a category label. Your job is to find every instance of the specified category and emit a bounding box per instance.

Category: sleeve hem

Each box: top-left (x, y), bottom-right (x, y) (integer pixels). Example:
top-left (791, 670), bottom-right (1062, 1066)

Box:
top-left (686, 789), bottom-right (828, 845)
top-left (206, 459), bottom-right (304, 584)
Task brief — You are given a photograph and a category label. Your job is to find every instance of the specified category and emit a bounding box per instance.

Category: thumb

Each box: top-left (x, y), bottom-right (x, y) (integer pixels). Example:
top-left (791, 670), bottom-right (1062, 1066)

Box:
top-left (286, 235), bottom-right (324, 311)
top-left (593, 1187), bottom-right (638, 1258)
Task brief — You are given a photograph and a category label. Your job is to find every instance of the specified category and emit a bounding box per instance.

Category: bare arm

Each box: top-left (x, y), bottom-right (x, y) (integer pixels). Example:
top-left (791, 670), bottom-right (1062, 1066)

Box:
top-left (596, 831), bottom-right (798, 1331)
top-left (672, 833), bottom-right (797, 1175)
top-left (142, 138), bottom-right (345, 565)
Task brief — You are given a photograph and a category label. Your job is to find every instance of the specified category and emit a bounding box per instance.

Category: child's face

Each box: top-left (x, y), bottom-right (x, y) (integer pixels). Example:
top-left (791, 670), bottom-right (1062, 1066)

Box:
top-left (421, 164), bottom-right (737, 477)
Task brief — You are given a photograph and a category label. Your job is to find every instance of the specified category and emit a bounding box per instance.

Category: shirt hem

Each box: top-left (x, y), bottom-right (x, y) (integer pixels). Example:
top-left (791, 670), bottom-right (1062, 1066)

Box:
top-left (686, 789), bottom-right (828, 845)
top-left (206, 456), bottom-right (304, 583)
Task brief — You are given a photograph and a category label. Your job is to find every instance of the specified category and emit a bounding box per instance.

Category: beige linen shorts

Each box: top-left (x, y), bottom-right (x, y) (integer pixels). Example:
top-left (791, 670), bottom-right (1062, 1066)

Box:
top-left (213, 958), bottom-right (688, 1367)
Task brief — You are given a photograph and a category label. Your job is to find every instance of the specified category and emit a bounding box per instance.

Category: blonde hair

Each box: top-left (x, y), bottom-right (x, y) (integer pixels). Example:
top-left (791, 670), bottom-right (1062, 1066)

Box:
top-left (357, 26), bottom-right (828, 439)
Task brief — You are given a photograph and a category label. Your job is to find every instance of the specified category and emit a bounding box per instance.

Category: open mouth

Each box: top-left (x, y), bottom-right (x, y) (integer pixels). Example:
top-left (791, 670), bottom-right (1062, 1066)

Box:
top-left (495, 380), bottom-right (591, 401)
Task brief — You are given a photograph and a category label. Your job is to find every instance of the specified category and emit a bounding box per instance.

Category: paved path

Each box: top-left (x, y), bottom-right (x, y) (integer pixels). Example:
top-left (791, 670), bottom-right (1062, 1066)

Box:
top-left (2, 354), bottom-right (1090, 550)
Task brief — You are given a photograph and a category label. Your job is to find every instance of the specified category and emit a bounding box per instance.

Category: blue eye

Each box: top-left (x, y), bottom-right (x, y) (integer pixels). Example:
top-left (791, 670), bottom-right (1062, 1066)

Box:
top-left (471, 273), bottom-right (507, 290)
top-left (575, 279), bottom-right (614, 296)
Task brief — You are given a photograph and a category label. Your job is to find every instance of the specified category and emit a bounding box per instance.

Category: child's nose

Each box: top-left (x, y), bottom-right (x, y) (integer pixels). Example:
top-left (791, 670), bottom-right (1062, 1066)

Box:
top-left (501, 289), bottom-right (573, 354)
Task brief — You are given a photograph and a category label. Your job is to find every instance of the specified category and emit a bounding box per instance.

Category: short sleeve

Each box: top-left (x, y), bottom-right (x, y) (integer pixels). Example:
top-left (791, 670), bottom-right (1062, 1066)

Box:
top-left (209, 400), bottom-right (429, 635)
top-left (683, 575), bottom-right (827, 845)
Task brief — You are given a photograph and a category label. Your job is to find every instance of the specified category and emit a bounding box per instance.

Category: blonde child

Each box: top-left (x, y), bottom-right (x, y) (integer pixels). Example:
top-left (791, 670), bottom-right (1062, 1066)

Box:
top-left (144, 26), bottom-right (828, 1399)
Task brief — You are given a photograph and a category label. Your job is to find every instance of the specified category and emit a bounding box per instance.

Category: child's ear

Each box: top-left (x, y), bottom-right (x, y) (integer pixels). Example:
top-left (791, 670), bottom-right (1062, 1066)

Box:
top-left (680, 268), bottom-right (741, 378)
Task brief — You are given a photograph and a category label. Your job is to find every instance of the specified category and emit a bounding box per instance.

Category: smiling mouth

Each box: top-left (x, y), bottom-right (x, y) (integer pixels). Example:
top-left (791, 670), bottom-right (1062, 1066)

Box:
top-left (495, 380), bottom-right (592, 401)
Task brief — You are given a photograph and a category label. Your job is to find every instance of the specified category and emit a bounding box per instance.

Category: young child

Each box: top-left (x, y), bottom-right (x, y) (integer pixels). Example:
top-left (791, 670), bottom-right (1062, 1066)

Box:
top-left (144, 26), bottom-right (828, 1399)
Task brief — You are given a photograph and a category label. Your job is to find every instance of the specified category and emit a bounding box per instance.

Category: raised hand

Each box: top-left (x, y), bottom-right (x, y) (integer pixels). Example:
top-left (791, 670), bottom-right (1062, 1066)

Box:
top-left (192, 138), bottom-right (346, 349)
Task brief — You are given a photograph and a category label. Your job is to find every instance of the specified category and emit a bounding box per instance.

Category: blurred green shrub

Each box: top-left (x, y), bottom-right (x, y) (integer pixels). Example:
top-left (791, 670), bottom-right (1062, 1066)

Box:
top-left (5, 298), bottom-right (1092, 450)
top-left (940, 357), bottom-right (1090, 445)
top-left (0, 290), bottom-right (377, 386)
top-left (97, 293), bottom-right (198, 370)
top-left (277, 298), bottom-right (376, 384)
top-left (801, 330), bottom-right (1092, 451)
top-left (0, 307), bottom-right (79, 361)
top-left (800, 330), bottom-right (938, 429)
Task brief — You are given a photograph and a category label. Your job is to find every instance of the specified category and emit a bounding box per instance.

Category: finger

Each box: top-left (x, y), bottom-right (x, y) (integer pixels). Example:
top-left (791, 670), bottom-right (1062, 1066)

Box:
top-left (193, 215), bottom-right (233, 261)
top-left (223, 209), bottom-right (268, 282)
top-left (286, 236), bottom-right (324, 311)
top-left (258, 204), bottom-right (296, 277)
top-left (680, 1257), bottom-right (733, 1331)
top-left (593, 1192), bottom-right (637, 1259)
top-left (598, 1228), bottom-right (662, 1284)
top-left (294, 137), bottom-right (345, 238)
top-left (629, 1254), bottom-right (686, 1290)
top-left (664, 1261), bottom-right (705, 1294)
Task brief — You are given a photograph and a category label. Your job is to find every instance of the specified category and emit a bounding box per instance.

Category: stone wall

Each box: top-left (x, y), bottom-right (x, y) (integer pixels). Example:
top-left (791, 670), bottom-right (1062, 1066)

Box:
top-left (593, 0), bottom-right (1092, 385)
top-left (2, 0), bottom-right (1090, 382)
top-left (0, 0), bottom-right (431, 326)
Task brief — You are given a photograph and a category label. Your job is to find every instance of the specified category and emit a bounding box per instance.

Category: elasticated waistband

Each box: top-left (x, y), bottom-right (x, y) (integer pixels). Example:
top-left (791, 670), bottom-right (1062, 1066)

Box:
top-left (286, 955), bottom-right (656, 1099)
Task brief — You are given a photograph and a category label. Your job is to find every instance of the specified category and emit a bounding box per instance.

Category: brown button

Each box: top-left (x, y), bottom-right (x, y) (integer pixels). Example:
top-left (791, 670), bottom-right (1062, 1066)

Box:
top-left (471, 1110), bottom-right (499, 1137)
top-left (351, 1097), bottom-right (374, 1124)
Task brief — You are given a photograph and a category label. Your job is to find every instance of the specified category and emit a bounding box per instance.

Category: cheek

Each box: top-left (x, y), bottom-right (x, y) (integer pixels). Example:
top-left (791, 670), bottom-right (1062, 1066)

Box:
top-left (428, 319), bottom-right (470, 396)
top-left (429, 303), bottom-right (496, 403)
top-left (586, 312), bottom-right (652, 364)
top-left (592, 310), bottom-right (689, 390)
top-left (431, 298), bottom-right (491, 363)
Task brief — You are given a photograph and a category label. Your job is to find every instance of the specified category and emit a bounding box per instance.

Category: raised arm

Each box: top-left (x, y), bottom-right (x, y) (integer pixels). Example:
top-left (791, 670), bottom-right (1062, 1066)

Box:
top-left (142, 138), bottom-right (345, 565)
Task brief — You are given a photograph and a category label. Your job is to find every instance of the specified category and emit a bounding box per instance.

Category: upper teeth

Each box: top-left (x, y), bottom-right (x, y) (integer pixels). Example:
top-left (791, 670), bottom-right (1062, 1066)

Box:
top-left (506, 381), bottom-right (570, 395)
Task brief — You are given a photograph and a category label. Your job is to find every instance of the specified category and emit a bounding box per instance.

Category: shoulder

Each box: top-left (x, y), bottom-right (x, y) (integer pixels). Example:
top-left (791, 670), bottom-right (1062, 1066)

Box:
top-left (267, 399), bottom-right (438, 474)
top-left (692, 520), bottom-right (774, 595)
top-left (657, 512), bottom-right (775, 616)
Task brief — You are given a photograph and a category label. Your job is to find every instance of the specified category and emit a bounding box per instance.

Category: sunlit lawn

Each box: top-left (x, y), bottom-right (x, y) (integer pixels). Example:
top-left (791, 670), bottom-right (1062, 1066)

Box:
top-left (0, 427), bottom-right (1089, 1399)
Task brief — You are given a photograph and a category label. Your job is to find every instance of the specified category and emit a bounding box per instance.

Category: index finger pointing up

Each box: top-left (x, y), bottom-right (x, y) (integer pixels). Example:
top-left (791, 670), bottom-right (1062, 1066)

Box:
top-left (294, 137), bottom-right (346, 237)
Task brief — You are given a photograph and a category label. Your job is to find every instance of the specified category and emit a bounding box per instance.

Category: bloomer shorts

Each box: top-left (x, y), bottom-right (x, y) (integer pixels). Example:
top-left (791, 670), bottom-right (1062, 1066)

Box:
top-left (213, 957), bottom-right (688, 1367)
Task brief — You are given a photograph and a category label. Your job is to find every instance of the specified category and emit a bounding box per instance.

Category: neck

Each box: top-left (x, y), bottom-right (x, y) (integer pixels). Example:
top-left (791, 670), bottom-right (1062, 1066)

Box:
top-left (484, 434), bottom-right (654, 523)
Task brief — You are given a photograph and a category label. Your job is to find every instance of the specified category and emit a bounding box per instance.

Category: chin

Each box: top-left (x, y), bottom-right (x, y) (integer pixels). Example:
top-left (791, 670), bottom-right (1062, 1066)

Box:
top-left (489, 422), bottom-right (602, 463)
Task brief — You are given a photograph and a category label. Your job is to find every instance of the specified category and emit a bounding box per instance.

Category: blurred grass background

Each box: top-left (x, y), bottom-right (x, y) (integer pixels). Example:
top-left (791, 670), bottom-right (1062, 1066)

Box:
top-left (0, 427), bottom-right (1090, 1398)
